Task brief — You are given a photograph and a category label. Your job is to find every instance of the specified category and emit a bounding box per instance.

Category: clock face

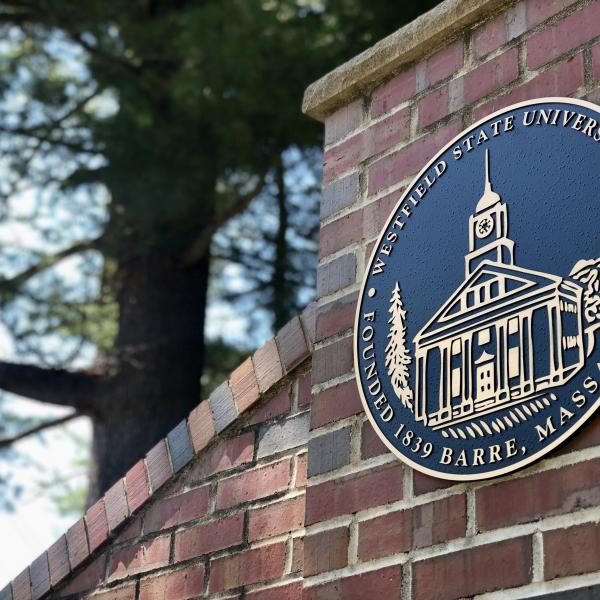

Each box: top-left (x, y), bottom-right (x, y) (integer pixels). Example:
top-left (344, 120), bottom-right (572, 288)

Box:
top-left (476, 216), bottom-right (494, 238)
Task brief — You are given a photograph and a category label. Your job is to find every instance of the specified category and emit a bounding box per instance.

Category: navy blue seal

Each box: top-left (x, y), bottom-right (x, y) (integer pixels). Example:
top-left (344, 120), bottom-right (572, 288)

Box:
top-left (355, 98), bottom-right (600, 480)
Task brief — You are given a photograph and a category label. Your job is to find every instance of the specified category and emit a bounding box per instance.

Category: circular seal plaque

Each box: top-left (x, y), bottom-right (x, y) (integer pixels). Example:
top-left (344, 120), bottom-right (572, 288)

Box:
top-left (355, 98), bottom-right (600, 480)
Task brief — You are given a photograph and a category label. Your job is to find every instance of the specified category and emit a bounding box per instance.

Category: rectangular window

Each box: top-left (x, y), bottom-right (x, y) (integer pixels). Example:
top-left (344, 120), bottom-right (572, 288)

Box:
top-left (478, 328), bottom-right (490, 345)
top-left (452, 367), bottom-right (461, 398)
top-left (509, 346), bottom-right (520, 378)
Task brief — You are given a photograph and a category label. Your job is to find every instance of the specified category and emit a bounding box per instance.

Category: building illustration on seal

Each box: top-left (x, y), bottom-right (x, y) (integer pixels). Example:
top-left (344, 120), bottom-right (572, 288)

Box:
top-left (412, 150), bottom-right (588, 429)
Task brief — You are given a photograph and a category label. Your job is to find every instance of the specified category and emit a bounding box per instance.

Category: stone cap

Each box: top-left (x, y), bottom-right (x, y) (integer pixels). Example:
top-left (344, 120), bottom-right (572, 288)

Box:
top-left (302, 0), bottom-right (511, 121)
top-left (0, 304), bottom-right (316, 600)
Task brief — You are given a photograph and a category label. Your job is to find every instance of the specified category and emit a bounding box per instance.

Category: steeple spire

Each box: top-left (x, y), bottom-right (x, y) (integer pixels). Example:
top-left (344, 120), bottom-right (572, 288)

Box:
top-left (476, 148), bottom-right (501, 212)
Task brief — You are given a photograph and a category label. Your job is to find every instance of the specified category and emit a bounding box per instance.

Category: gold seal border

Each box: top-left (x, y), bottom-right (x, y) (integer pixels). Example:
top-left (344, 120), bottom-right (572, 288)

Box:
top-left (353, 96), bottom-right (600, 482)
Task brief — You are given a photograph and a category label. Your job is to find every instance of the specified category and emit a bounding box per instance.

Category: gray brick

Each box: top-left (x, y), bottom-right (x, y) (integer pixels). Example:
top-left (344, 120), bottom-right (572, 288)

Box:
top-left (531, 586), bottom-right (600, 600)
top-left (316, 253), bottom-right (356, 298)
top-left (29, 554), bottom-right (49, 600)
top-left (210, 380), bottom-right (237, 434)
top-left (308, 426), bottom-right (352, 477)
top-left (257, 412), bottom-right (310, 459)
top-left (277, 316), bottom-right (310, 372)
top-left (167, 419), bottom-right (194, 472)
top-left (324, 99), bottom-right (363, 146)
top-left (321, 171), bottom-right (359, 219)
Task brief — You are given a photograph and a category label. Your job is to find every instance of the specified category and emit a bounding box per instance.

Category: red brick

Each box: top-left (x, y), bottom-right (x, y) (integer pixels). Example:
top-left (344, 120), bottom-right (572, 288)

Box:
top-left (372, 68), bottom-right (416, 118)
top-left (253, 338), bottom-right (283, 393)
top-left (247, 387), bottom-right (291, 425)
top-left (362, 189), bottom-right (402, 240)
top-left (312, 336), bottom-right (353, 385)
top-left (544, 522), bottom-right (600, 580)
top-left (12, 570), bottom-right (31, 600)
top-left (58, 555), bottom-right (105, 597)
top-left (301, 303), bottom-right (316, 348)
top-left (174, 513), bottom-right (244, 561)
top-left (413, 469), bottom-right (455, 496)
top-left (188, 400), bottom-right (215, 454)
top-left (125, 460), bottom-right (150, 514)
top-left (413, 537), bottom-right (532, 600)
top-left (474, 54), bottom-right (584, 120)
top-left (85, 497), bottom-right (108, 553)
top-left (248, 496), bottom-right (305, 542)
top-left (360, 420), bottom-right (387, 459)
top-left (105, 478), bottom-right (129, 533)
top-left (246, 582), bottom-right (302, 600)
top-left (315, 293), bottom-right (357, 343)
top-left (473, 14), bottom-right (507, 59)
top-left (82, 584), bottom-right (135, 600)
top-left (66, 518), bottom-right (89, 570)
top-left (358, 494), bottom-right (466, 561)
top-left (144, 485), bottom-right (210, 533)
top-left (593, 42), bottom-right (600, 81)
top-left (188, 431), bottom-right (254, 480)
top-left (527, 0), bottom-right (578, 27)
top-left (527, 2), bottom-right (600, 69)
top-left (146, 440), bottom-right (173, 493)
top-left (295, 453), bottom-right (307, 487)
top-left (323, 108), bottom-right (410, 182)
top-left (298, 372), bottom-right (311, 407)
top-left (209, 543), bottom-right (286, 592)
top-left (464, 48), bottom-right (519, 105)
top-left (477, 458), bottom-right (600, 531)
top-left (292, 537), bottom-right (304, 573)
top-left (303, 565), bottom-right (402, 600)
top-left (230, 357), bottom-right (260, 414)
top-left (216, 457), bottom-right (291, 509)
top-left (368, 120), bottom-right (462, 196)
top-left (304, 527), bottom-right (349, 576)
top-left (47, 536), bottom-right (70, 587)
top-left (107, 537), bottom-right (170, 581)
top-left (311, 380), bottom-right (363, 428)
top-left (426, 40), bottom-right (464, 87)
top-left (325, 99), bottom-right (363, 146)
top-left (139, 565), bottom-right (205, 600)
top-left (319, 209), bottom-right (363, 259)
top-left (114, 518), bottom-right (141, 544)
top-left (305, 462), bottom-right (403, 525)
top-left (419, 84), bottom-right (449, 129)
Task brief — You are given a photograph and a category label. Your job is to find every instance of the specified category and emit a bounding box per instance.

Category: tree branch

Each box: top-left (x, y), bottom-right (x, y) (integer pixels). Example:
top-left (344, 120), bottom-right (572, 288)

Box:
top-left (182, 163), bottom-right (272, 266)
top-left (0, 236), bottom-right (103, 293)
top-left (0, 412), bottom-right (79, 448)
top-left (0, 361), bottom-right (103, 412)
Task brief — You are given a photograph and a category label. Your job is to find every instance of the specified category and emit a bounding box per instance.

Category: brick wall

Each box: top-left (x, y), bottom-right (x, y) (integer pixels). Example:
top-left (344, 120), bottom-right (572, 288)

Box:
top-left (305, 0), bottom-right (600, 598)
top-left (51, 366), bottom-right (311, 600)
top-left (0, 310), bottom-right (314, 600)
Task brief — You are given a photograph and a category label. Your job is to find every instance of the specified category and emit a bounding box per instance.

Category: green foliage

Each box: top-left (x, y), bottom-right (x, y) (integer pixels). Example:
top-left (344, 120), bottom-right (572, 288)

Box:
top-left (0, 0), bottom-right (441, 510)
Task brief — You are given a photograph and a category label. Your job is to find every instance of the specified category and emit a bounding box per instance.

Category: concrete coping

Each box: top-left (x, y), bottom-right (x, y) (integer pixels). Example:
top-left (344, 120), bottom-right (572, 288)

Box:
top-left (302, 0), bottom-right (511, 121)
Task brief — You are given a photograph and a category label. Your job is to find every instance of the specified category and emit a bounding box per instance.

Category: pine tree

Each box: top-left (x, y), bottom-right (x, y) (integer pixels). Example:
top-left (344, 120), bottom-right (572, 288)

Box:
top-left (385, 282), bottom-right (414, 409)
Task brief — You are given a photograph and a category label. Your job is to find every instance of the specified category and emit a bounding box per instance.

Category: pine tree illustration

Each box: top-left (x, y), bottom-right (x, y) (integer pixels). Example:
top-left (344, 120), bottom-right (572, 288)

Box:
top-left (385, 282), bottom-right (414, 410)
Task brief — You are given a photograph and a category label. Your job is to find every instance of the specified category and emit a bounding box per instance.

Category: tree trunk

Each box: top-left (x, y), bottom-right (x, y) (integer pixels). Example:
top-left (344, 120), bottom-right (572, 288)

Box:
top-left (86, 248), bottom-right (209, 504)
top-left (271, 157), bottom-right (292, 331)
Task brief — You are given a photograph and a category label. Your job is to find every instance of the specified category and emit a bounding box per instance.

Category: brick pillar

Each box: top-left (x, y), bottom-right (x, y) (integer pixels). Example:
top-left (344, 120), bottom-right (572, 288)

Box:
top-left (304, 0), bottom-right (600, 598)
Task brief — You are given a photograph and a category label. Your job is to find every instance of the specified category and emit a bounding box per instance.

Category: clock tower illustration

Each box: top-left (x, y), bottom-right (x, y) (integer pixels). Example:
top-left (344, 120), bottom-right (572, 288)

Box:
top-left (411, 149), bottom-right (587, 430)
